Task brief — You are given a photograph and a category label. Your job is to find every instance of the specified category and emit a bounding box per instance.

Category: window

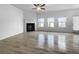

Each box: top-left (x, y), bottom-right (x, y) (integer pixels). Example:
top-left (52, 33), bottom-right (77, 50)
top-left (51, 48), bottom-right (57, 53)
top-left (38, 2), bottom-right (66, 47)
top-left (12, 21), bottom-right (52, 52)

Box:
top-left (58, 17), bottom-right (66, 28)
top-left (48, 17), bottom-right (54, 27)
top-left (73, 16), bottom-right (79, 30)
top-left (38, 18), bottom-right (44, 27)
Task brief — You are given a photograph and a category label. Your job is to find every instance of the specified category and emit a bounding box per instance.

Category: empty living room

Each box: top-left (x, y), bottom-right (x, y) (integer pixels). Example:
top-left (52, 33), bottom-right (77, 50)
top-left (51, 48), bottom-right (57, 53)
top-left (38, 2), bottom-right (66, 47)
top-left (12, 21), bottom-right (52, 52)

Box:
top-left (1, 4), bottom-right (79, 54)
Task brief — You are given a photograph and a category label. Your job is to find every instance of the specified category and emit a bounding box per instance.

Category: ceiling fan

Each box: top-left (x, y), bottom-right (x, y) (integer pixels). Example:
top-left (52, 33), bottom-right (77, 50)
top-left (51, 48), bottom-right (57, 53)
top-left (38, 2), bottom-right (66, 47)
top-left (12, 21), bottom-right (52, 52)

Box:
top-left (32, 4), bottom-right (45, 11)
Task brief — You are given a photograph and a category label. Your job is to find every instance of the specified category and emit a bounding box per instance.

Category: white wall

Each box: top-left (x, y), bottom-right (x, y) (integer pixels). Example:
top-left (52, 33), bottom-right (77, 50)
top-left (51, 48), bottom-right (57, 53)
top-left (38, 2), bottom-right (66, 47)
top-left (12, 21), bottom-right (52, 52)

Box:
top-left (0, 4), bottom-right (23, 40)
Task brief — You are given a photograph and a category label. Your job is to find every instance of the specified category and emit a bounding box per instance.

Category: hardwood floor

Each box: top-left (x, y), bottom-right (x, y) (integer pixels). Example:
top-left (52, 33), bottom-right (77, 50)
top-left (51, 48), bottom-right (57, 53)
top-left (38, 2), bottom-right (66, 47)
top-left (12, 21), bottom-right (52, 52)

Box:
top-left (0, 32), bottom-right (79, 54)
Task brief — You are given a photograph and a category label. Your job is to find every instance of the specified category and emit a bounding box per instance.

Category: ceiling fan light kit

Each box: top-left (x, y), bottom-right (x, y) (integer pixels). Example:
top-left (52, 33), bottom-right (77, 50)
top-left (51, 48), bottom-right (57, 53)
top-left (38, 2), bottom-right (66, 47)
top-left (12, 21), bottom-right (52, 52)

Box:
top-left (37, 7), bottom-right (41, 11)
top-left (32, 4), bottom-right (45, 12)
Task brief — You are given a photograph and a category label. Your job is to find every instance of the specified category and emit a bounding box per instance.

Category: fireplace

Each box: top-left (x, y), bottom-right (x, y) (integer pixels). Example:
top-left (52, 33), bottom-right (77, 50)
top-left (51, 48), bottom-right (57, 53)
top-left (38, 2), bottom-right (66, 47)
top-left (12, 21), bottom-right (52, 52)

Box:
top-left (26, 23), bottom-right (35, 32)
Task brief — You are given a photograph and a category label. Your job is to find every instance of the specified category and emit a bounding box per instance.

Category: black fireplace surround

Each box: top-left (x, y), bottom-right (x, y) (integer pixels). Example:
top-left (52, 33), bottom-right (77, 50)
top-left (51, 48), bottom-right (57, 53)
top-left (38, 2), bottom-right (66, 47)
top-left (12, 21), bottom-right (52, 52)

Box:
top-left (26, 23), bottom-right (35, 32)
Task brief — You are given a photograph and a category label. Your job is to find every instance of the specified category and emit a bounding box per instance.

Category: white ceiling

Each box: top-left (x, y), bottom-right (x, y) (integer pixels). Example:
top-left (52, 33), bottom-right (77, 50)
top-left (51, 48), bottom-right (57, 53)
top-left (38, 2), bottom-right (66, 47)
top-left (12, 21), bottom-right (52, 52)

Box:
top-left (12, 4), bottom-right (79, 12)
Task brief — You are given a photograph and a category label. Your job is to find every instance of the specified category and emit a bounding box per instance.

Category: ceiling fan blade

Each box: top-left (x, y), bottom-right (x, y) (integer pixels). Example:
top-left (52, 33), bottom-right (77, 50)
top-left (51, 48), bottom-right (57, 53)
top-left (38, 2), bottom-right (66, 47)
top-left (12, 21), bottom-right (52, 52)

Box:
top-left (33, 4), bottom-right (37, 6)
top-left (34, 4), bottom-right (39, 7)
top-left (41, 8), bottom-right (45, 10)
top-left (40, 4), bottom-right (45, 7)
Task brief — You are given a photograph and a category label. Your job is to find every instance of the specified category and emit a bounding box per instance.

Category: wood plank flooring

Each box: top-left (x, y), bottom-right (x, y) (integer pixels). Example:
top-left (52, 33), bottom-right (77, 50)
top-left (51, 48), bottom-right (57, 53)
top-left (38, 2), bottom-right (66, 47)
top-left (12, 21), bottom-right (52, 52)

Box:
top-left (0, 32), bottom-right (79, 54)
